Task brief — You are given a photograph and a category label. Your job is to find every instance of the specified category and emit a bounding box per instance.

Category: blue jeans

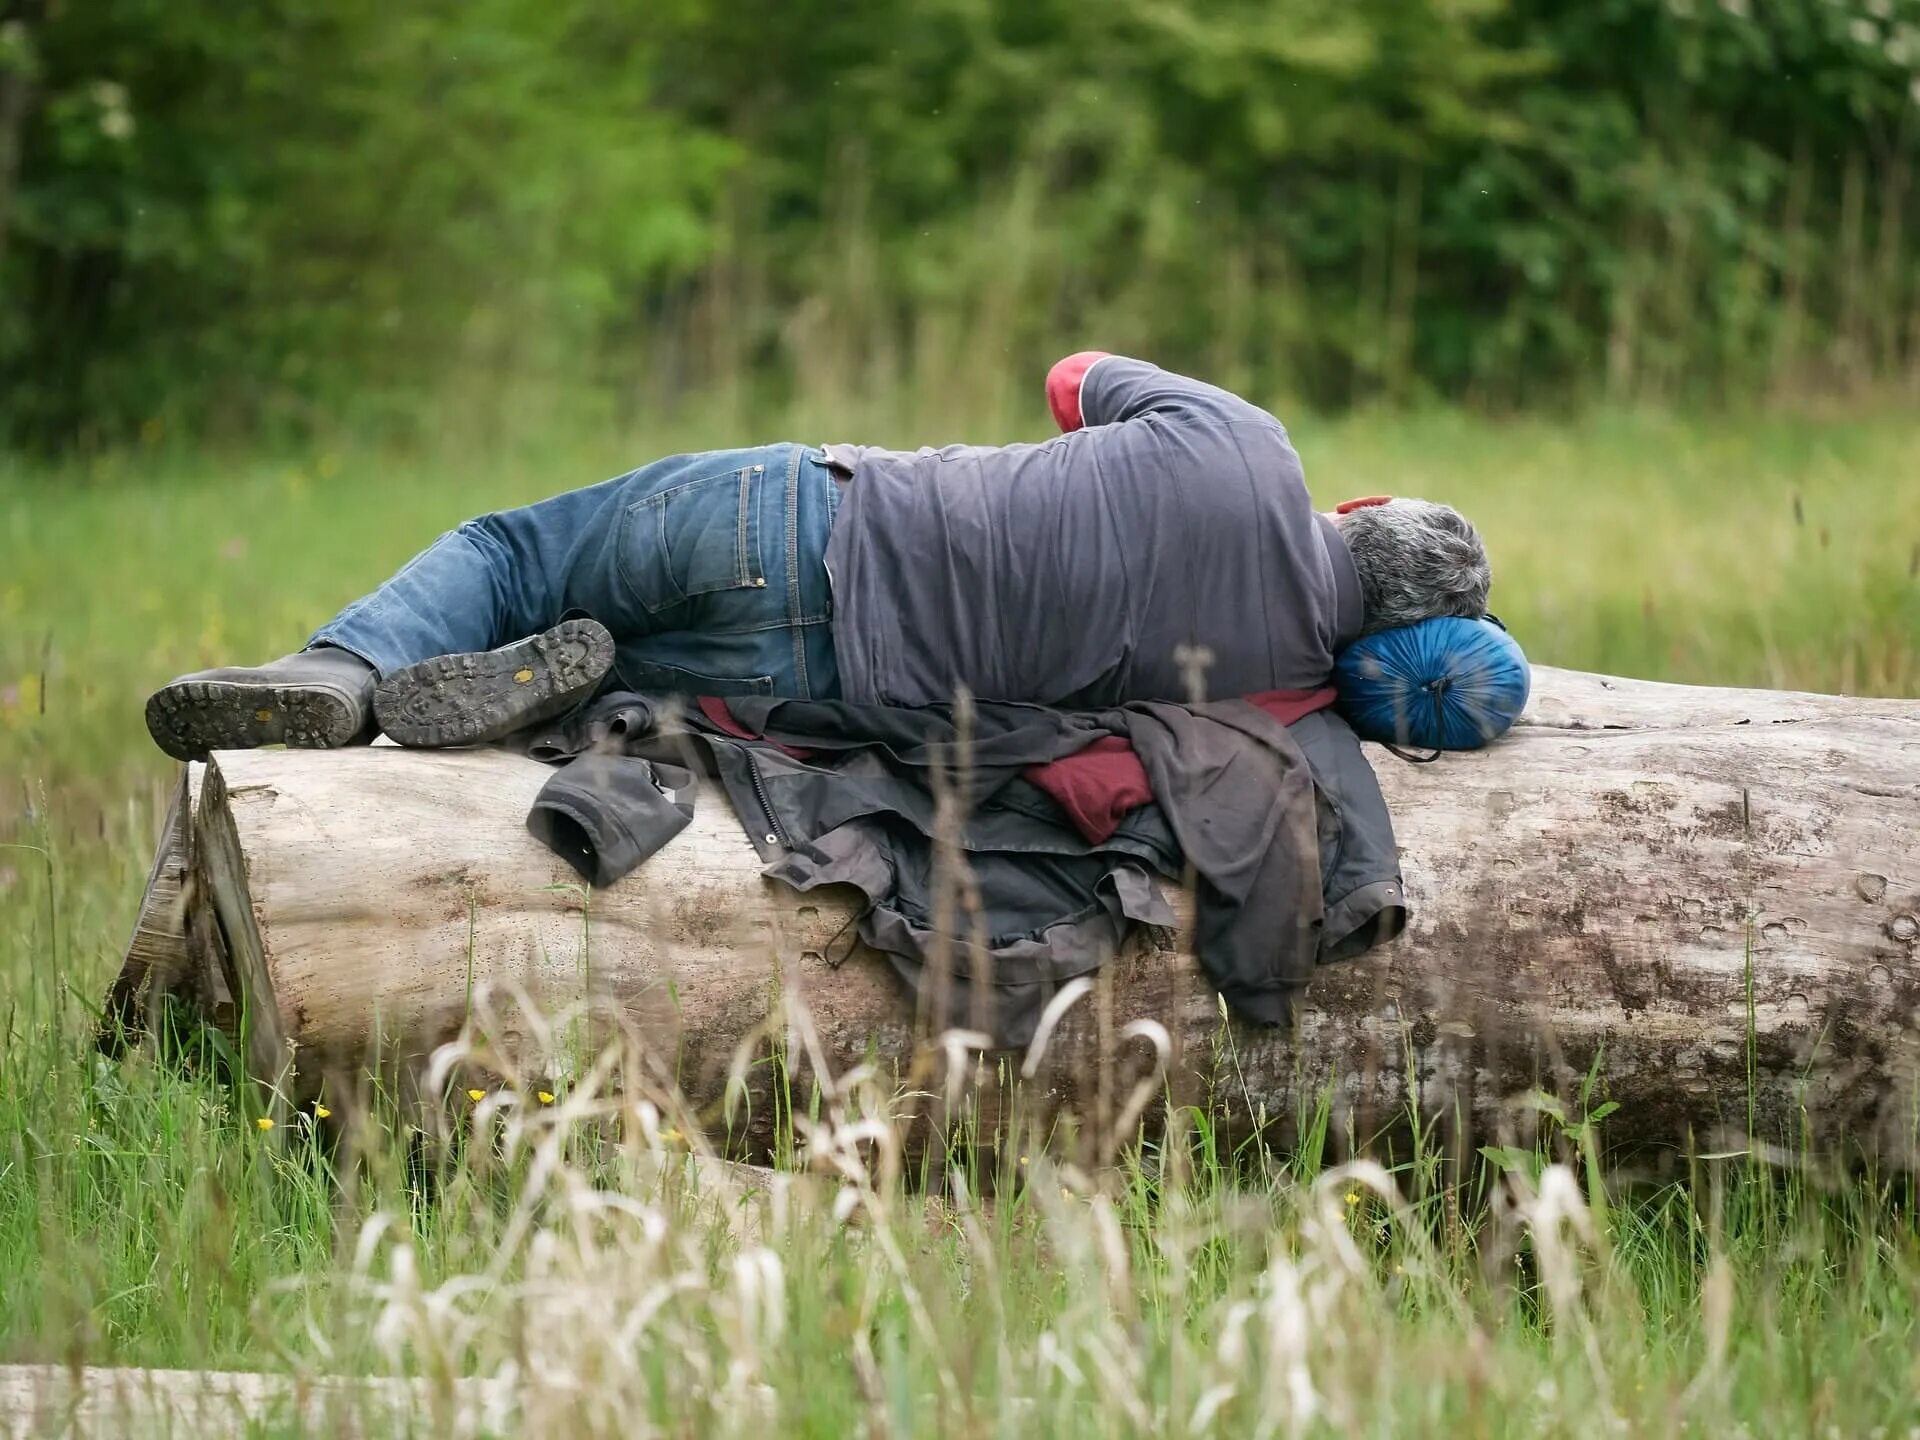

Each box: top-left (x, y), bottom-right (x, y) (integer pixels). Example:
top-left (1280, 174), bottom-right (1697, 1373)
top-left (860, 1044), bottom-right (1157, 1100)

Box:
top-left (313, 443), bottom-right (843, 699)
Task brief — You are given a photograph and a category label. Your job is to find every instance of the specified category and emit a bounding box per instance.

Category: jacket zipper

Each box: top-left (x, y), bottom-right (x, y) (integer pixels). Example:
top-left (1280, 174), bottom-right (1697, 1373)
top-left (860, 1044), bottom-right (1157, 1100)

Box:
top-left (738, 742), bottom-right (790, 849)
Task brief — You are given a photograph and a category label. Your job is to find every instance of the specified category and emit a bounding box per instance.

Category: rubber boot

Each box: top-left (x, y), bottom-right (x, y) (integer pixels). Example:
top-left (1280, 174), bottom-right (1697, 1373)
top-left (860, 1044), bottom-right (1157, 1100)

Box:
top-left (372, 618), bottom-right (615, 749)
top-left (144, 645), bottom-right (377, 761)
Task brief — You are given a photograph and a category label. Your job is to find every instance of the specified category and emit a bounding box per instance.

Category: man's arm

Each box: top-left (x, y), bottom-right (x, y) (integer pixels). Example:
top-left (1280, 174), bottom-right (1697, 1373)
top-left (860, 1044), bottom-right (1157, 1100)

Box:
top-left (1045, 352), bottom-right (1281, 434)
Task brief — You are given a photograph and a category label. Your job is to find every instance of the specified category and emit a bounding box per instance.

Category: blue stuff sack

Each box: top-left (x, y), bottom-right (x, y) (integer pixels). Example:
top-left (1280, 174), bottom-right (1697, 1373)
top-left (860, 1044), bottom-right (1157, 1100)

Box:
top-left (1334, 615), bottom-right (1531, 751)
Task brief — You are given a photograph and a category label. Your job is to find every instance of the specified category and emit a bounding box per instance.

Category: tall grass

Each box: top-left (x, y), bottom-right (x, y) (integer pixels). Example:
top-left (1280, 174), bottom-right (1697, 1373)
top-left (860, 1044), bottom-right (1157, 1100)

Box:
top-left (1, 401), bottom-right (1917, 1432)
top-left (17, 982), bottom-right (1920, 1434)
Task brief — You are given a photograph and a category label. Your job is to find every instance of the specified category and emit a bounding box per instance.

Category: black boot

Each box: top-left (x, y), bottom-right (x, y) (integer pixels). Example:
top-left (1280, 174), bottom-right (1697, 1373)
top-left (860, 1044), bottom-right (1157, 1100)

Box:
top-left (372, 618), bottom-right (615, 748)
top-left (145, 645), bottom-right (377, 761)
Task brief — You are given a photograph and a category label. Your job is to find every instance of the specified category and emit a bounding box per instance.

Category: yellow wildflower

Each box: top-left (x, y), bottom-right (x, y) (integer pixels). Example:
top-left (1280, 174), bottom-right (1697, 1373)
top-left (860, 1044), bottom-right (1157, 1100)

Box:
top-left (255, 1117), bottom-right (274, 1131)
top-left (466, 1088), bottom-right (486, 1103)
top-left (537, 1091), bottom-right (556, 1105)
top-left (660, 1126), bottom-right (685, 1145)
top-left (1345, 1190), bottom-right (1361, 1206)
top-left (314, 1104), bottom-right (332, 1120)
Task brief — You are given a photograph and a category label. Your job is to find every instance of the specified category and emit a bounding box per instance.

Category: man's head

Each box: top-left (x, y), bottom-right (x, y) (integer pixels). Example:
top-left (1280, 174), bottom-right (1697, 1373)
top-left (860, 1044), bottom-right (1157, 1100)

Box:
top-left (1333, 498), bottom-right (1490, 636)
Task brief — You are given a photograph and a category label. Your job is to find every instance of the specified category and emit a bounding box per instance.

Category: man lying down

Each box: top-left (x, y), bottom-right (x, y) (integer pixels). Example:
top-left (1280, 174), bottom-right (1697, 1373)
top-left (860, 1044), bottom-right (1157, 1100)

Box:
top-left (145, 351), bottom-right (1490, 755)
top-left (142, 352), bottom-right (1492, 1042)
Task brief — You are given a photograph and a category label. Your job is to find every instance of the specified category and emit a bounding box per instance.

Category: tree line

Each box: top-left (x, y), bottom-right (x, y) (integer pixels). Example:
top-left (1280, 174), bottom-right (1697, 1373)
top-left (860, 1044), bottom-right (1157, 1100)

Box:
top-left (2, 0), bottom-right (1917, 449)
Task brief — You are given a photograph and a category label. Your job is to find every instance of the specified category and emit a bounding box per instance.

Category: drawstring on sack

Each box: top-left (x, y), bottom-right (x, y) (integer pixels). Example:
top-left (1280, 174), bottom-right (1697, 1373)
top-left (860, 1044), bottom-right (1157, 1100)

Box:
top-left (1382, 673), bottom-right (1452, 763)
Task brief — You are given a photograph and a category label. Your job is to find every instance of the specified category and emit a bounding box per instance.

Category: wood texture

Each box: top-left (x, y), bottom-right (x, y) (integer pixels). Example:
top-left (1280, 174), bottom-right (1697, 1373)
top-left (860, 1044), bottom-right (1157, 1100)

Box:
top-left (0, 1365), bottom-right (511, 1438)
top-left (103, 764), bottom-right (193, 1049)
top-left (131, 665), bottom-right (1920, 1159)
top-left (101, 762), bottom-right (226, 1053)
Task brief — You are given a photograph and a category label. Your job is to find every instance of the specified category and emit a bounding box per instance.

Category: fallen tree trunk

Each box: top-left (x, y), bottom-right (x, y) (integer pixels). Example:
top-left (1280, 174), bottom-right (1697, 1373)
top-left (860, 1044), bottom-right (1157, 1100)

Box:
top-left (124, 667), bottom-right (1920, 1160)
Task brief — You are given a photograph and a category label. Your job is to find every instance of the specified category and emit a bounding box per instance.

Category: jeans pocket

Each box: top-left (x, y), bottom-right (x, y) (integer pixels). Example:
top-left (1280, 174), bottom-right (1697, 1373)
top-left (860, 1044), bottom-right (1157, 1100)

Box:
top-left (623, 659), bottom-right (774, 698)
top-left (617, 464), bottom-right (767, 615)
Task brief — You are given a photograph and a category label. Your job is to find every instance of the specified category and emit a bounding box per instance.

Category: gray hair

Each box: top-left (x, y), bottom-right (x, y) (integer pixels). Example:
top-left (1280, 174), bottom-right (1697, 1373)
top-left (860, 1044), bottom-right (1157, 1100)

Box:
top-left (1336, 499), bottom-right (1491, 635)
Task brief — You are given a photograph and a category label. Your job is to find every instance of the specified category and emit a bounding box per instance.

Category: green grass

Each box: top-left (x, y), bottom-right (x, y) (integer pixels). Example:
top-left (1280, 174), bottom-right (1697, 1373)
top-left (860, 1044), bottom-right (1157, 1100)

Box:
top-left (2, 401), bottom-right (1918, 1434)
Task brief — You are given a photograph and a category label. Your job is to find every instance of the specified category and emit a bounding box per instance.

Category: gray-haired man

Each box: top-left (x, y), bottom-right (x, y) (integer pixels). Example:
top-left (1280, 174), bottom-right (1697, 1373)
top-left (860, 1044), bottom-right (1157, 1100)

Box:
top-left (145, 352), bottom-right (1491, 759)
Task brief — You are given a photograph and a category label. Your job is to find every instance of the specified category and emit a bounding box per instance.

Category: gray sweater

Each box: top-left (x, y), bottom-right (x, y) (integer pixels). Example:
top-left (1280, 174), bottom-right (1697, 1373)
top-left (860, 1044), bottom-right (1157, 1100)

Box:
top-left (824, 356), bottom-right (1362, 707)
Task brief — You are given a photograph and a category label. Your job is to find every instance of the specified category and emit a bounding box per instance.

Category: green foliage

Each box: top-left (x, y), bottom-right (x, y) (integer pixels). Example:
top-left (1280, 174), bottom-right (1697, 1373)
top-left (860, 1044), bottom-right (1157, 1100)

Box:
top-left (0, 0), bottom-right (733, 447)
top-left (2, 0), bottom-right (1919, 441)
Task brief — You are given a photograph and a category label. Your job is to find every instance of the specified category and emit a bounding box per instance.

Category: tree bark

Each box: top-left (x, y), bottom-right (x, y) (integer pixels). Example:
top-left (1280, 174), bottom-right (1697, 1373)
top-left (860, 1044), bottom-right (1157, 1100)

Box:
top-left (126, 667), bottom-right (1920, 1160)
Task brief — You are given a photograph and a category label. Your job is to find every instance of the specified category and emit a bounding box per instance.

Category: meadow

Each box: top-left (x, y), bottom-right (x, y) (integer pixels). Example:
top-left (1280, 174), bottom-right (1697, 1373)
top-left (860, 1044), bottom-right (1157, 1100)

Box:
top-left (2, 399), bottom-right (1918, 1435)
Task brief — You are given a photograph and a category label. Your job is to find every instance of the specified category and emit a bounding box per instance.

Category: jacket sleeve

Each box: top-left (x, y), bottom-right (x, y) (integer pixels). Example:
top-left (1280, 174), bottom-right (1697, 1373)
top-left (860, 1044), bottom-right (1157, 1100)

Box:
top-left (1058, 353), bottom-right (1283, 433)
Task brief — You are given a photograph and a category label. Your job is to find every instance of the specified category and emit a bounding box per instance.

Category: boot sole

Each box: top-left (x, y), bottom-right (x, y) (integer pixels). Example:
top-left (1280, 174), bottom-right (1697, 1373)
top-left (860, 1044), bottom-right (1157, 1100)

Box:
top-left (373, 619), bottom-right (615, 748)
top-left (145, 680), bottom-right (365, 762)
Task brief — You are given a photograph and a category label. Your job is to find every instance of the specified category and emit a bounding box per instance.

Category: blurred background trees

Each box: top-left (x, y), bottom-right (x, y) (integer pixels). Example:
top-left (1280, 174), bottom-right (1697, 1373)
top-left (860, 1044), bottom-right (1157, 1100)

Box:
top-left (2, 0), bottom-right (1917, 450)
